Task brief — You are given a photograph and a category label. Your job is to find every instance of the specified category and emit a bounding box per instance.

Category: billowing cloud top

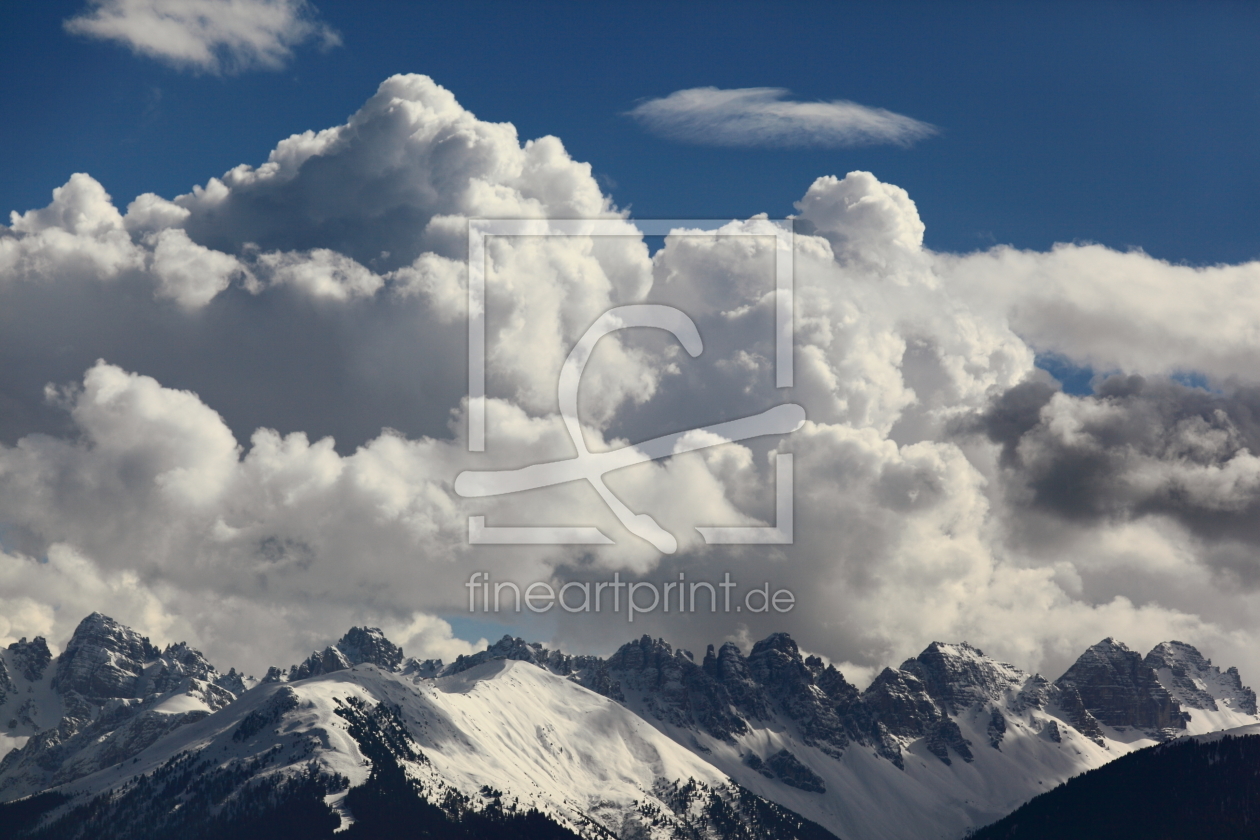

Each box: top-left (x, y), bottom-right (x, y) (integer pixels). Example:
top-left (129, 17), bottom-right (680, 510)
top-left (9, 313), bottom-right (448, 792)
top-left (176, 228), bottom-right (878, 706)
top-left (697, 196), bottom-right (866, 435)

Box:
top-left (64, 0), bottom-right (340, 74)
top-left (627, 87), bottom-right (937, 148)
top-left (2, 74), bottom-right (1260, 690)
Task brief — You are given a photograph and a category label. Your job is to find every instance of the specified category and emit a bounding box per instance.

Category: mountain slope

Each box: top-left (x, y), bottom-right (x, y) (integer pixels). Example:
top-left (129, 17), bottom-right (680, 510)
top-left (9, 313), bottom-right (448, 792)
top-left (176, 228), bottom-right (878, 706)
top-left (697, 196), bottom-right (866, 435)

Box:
top-left (0, 615), bottom-right (1254, 840)
top-left (966, 731), bottom-right (1260, 840)
top-left (0, 650), bottom-right (840, 840)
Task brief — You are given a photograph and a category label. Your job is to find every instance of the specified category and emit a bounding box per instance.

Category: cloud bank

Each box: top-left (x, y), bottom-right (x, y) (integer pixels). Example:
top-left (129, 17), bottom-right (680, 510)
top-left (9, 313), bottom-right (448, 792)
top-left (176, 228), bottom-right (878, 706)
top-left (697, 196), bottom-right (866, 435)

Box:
top-left (2, 75), bottom-right (1259, 692)
top-left (627, 87), bottom-right (937, 148)
top-left (65, 0), bottom-right (340, 73)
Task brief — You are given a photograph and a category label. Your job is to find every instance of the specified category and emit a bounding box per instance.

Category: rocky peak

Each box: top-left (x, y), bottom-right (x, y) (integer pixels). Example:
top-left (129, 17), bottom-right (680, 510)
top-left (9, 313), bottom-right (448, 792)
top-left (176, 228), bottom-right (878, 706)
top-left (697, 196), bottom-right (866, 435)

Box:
top-left (1224, 668), bottom-right (1256, 715)
top-left (816, 664), bottom-right (860, 707)
top-left (141, 641), bottom-right (221, 697)
top-left (446, 635), bottom-right (548, 676)
top-left (51, 613), bottom-right (161, 700)
top-left (1143, 641), bottom-right (1258, 715)
top-left (606, 636), bottom-right (688, 697)
top-left (703, 642), bottom-right (752, 683)
top-left (214, 667), bottom-right (249, 695)
top-left (336, 626), bottom-right (404, 671)
top-left (862, 667), bottom-right (944, 740)
top-left (604, 636), bottom-right (747, 741)
top-left (747, 633), bottom-right (811, 689)
top-left (900, 642), bottom-right (1026, 715)
top-left (290, 646), bottom-right (352, 681)
top-left (607, 635), bottom-right (681, 674)
top-left (7, 637), bottom-right (51, 683)
top-left (285, 626), bottom-right (405, 682)
top-left (860, 666), bottom-right (973, 766)
top-left (1055, 638), bottom-right (1188, 732)
top-left (704, 642), bottom-right (772, 722)
top-left (746, 634), bottom-right (852, 755)
top-left (159, 642), bottom-right (216, 678)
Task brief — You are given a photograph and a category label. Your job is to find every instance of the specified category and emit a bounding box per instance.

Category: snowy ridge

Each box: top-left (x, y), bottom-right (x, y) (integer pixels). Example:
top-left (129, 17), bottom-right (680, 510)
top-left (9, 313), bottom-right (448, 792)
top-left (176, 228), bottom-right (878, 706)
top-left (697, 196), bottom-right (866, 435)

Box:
top-left (0, 615), bottom-right (1256, 840)
top-left (1144, 640), bottom-right (1258, 735)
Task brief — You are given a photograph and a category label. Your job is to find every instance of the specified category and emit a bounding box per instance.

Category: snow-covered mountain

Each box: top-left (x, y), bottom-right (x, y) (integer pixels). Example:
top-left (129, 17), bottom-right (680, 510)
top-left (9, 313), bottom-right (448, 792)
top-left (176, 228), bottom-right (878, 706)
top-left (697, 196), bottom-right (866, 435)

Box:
top-left (0, 614), bottom-right (1254, 840)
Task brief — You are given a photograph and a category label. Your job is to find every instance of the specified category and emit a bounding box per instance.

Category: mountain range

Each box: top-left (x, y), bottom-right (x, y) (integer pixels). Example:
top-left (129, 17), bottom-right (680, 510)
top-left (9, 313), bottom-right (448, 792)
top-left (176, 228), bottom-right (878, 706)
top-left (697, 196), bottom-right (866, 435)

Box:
top-left (0, 613), bottom-right (1255, 840)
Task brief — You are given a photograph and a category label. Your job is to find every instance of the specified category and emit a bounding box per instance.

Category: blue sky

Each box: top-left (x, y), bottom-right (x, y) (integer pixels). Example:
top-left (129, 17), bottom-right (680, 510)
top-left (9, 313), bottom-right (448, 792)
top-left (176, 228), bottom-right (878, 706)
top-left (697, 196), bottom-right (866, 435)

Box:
top-left (3, 1), bottom-right (1258, 265)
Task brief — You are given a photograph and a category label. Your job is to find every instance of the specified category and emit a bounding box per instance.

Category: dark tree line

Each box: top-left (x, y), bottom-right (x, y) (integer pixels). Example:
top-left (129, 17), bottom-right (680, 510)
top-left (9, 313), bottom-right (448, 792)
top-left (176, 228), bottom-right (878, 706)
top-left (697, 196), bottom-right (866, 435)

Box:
top-left (969, 734), bottom-right (1260, 840)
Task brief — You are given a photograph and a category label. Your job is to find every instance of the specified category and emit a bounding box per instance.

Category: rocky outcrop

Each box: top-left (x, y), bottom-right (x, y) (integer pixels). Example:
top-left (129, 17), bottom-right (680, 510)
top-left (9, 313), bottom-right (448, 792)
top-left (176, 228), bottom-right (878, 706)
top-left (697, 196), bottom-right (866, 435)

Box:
top-left (987, 706), bottom-right (1006, 749)
top-left (336, 627), bottom-right (404, 671)
top-left (7, 638), bottom-right (51, 683)
top-left (900, 642), bottom-right (1024, 715)
top-left (856, 664), bottom-right (976, 766)
top-left (214, 668), bottom-right (249, 695)
top-left (1056, 685), bottom-right (1107, 746)
top-left (1056, 639), bottom-right (1189, 733)
top-left (446, 635), bottom-right (548, 675)
top-left (862, 668), bottom-right (944, 742)
top-left (605, 636), bottom-right (745, 740)
top-left (0, 659), bottom-right (13, 709)
top-left (51, 613), bottom-right (160, 700)
top-left (289, 626), bottom-right (407, 680)
top-left (1144, 640), bottom-right (1258, 715)
top-left (764, 749), bottom-right (826, 793)
top-left (748, 634), bottom-right (852, 755)
top-left (0, 614), bottom-right (243, 799)
top-left (702, 641), bottom-right (773, 723)
top-left (290, 646), bottom-right (352, 681)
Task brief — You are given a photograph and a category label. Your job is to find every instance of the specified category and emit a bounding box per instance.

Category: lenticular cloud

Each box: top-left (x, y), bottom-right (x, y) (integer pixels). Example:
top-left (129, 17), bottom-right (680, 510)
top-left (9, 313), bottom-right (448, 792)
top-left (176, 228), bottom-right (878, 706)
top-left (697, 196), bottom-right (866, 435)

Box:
top-left (1, 74), bottom-right (1259, 688)
top-left (627, 87), bottom-right (938, 148)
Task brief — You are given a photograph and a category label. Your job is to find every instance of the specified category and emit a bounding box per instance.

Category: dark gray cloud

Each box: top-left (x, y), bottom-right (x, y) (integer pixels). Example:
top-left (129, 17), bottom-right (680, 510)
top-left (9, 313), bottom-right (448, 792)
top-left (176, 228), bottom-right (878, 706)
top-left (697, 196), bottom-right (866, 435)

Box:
top-left (977, 374), bottom-right (1260, 554)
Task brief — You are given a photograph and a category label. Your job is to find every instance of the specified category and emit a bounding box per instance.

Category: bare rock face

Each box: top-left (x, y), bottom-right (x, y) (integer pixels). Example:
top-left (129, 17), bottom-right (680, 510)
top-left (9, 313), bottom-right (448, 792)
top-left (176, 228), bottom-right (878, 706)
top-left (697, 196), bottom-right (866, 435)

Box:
top-left (51, 613), bottom-right (160, 700)
top-left (859, 665), bottom-right (976, 766)
top-left (748, 634), bottom-right (852, 755)
top-left (900, 642), bottom-right (1024, 715)
top-left (0, 660), bottom-right (13, 709)
top-left (446, 635), bottom-right (546, 675)
top-left (604, 633), bottom-right (997, 770)
top-left (336, 626), bottom-right (404, 671)
top-left (703, 641), bottom-right (773, 723)
top-left (1056, 685), bottom-right (1107, 746)
top-left (290, 645), bottom-right (352, 681)
top-left (764, 749), bottom-right (827, 793)
top-left (7, 638), bottom-right (51, 683)
top-left (289, 626), bottom-right (407, 681)
top-left (862, 667), bottom-right (945, 742)
top-left (987, 706), bottom-right (1007, 749)
top-left (0, 614), bottom-right (243, 800)
top-left (1144, 640), bottom-right (1258, 715)
top-left (1055, 638), bottom-right (1189, 734)
top-left (604, 636), bottom-right (746, 741)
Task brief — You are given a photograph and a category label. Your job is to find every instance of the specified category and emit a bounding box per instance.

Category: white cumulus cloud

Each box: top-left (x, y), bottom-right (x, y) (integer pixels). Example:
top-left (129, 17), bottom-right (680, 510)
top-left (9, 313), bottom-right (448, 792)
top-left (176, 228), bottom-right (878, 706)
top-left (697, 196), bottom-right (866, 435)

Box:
top-left (627, 87), bottom-right (937, 148)
top-left (5, 74), bottom-right (1260, 689)
top-left (64, 0), bottom-right (340, 74)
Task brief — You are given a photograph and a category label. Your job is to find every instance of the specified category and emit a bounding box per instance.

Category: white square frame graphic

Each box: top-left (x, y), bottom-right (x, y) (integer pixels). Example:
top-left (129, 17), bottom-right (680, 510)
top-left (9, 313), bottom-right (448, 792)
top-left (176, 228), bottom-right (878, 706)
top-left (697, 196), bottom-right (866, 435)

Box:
top-left (465, 218), bottom-right (796, 547)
